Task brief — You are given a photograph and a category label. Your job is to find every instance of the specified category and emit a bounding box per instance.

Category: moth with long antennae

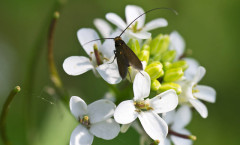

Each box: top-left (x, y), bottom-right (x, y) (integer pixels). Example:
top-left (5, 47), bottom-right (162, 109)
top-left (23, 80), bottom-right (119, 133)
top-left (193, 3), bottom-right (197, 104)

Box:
top-left (84, 7), bottom-right (177, 79)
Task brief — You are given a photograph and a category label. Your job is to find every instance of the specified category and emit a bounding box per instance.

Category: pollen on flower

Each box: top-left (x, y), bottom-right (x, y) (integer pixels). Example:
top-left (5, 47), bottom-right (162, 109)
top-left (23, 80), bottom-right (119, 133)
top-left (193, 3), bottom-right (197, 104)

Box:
top-left (79, 115), bottom-right (91, 128)
top-left (134, 100), bottom-right (152, 111)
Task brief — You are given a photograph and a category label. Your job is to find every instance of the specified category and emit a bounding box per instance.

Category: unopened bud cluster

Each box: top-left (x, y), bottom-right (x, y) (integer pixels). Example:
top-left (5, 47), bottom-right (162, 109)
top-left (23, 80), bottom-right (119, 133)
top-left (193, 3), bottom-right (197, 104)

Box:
top-left (127, 34), bottom-right (187, 94)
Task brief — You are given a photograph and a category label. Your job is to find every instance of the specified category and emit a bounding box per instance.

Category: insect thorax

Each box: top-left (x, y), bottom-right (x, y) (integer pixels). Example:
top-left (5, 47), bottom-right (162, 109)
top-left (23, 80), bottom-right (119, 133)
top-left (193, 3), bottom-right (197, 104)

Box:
top-left (114, 36), bottom-right (125, 47)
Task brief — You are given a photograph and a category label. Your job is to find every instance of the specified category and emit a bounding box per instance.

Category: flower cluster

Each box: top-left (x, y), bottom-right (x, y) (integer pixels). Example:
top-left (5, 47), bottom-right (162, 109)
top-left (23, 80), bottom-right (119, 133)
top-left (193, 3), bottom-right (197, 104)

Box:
top-left (63, 5), bottom-right (216, 145)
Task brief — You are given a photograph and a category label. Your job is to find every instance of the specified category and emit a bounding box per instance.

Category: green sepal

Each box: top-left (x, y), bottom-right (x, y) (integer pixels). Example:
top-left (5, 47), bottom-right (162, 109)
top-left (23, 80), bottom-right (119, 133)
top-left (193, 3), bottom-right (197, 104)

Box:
top-left (170, 60), bottom-right (189, 71)
top-left (145, 61), bottom-right (164, 80)
top-left (151, 79), bottom-right (161, 91)
top-left (161, 50), bottom-right (176, 62)
top-left (158, 82), bottom-right (182, 95)
top-left (139, 44), bottom-right (150, 63)
top-left (162, 62), bottom-right (172, 71)
top-left (150, 34), bottom-right (170, 56)
top-left (163, 68), bottom-right (184, 82)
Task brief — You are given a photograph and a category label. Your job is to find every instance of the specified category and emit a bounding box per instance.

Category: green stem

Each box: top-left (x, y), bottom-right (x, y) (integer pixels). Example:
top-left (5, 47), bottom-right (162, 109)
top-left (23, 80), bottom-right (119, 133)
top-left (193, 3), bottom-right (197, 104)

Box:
top-left (47, 11), bottom-right (69, 107)
top-left (0, 86), bottom-right (21, 145)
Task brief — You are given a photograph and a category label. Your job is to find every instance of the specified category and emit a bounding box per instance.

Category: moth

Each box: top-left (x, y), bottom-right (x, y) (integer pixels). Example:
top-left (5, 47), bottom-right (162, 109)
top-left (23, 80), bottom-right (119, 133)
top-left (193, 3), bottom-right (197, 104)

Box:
top-left (84, 8), bottom-right (176, 79)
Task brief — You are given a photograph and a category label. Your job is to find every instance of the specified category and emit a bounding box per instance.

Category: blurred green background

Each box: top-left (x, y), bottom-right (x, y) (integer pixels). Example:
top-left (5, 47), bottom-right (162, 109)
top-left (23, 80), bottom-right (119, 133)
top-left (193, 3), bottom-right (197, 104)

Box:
top-left (0, 0), bottom-right (240, 145)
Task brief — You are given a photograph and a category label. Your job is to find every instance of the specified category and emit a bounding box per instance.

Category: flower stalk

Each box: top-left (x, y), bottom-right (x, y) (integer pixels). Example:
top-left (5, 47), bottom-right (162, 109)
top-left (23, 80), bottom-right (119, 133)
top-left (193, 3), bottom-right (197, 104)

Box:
top-left (169, 129), bottom-right (197, 141)
top-left (48, 11), bottom-right (62, 88)
top-left (47, 11), bottom-right (69, 106)
top-left (0, 86), bottom-right (21, 145)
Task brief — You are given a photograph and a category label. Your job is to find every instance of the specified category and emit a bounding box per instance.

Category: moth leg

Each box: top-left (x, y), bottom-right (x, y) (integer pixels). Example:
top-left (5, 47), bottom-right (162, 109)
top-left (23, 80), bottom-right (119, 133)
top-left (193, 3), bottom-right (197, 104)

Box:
top-left (138, 70), bottom-right (144, 76)
top-left (108, 50), bottom-right (117, 64)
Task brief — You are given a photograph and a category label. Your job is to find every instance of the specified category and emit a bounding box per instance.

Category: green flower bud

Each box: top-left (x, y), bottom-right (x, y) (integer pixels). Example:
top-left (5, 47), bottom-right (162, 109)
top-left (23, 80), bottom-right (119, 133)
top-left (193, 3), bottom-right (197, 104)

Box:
top-left (162, 62), bottom-right (172, 71)
top-left (127, 39), bottom-right (140, 55)
top-left (170, 60), bottom-right (189, 71)
top-left (142, 44), bottom-right (150, 51)
top-left (158, 82), bottom-right (182, 95)
top-left (164, 68), bottom-right (184, 82)
top-left (150, 34), bottom-right (170, 56)
top-left (151, 53), bottom-right (162, 62)
top-left (139, 50), bottom-right (150, 63)
top-left (151, 79), bottom-right (161, 91)
top-left (145, 61), bottom-right (164, 80)
top-left (161, 50), bottom-right (176, 62)
top-left (139, 44), bottom-right (150, 62)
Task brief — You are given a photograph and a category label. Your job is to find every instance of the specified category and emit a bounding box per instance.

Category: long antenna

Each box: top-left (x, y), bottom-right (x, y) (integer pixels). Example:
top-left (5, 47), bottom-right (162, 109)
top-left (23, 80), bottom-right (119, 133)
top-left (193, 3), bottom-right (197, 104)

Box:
top-left (83, 38), bottom-right (114, 46)
top-left (119, 7), bottom-right (178, 37)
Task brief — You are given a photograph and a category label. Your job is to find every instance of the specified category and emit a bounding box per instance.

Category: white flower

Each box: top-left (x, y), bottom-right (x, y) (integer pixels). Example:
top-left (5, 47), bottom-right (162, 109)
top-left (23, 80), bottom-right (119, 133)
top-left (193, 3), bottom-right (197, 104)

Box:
top-left (93, 18), bottom-right (113, 38)
top-left (162, 105), bottom-right (193, 145)
top-left (63, 28), bottom-right (122, 84)
top-left (69, 96), bottom-right (120, 145)
top-left (169, 31), bottom-right (200, 80)
top-left (114, 71), bottom-right (178, 141)
top-left (106, 5), bottom-right (168, 39)
top-left (178, 66), bottom-right (216, 118)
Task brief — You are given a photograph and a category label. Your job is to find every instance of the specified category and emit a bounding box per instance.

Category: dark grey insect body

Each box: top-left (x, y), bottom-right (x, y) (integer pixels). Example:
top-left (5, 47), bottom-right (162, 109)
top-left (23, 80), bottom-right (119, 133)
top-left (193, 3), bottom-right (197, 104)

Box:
top-left (114, 36), bottom-right (143, 79)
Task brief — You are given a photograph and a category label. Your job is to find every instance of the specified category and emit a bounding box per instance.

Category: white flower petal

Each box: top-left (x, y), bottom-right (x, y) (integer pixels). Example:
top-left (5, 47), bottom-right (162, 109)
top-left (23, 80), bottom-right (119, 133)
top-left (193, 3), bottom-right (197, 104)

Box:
top-left (138, 111), bottom-right (168, 140)
top-left (170, 129), bottom-right (192, 145)
top-left (125, 5), bottom-right (145, 29)
top-left (150, 89), bottom-right (178, 114)
top-left (183, 58), bottom-right (199, 80)
top-left (70, 96), bottom-right (88, 120)
top-left (90, 118), bottom-right (120, 140)
top-left (133, 71), bottom-right (151, 100)
top-left (128, 31), bottom-right (151, 39)
top-left (169, 31), bottom-right (185, 59)
top-left (96, 61), bottom-right (122, 84)
top-left (194, 85), bottom-right (216, 103)
top-left (162, 110), bottom-right (175, 125)
top-left (77, 28), bottom-right (101, 56)
top-left (189, 99), bottom-right (208, 118)
top-left (93, 18), bottom-right (112, 38)
top-left (142, 18), bottom-right (168, 32)
top-left (63, 56), bottom-right (93, 76)
top-left (114, 100), bottom-right (138, 124)
top-left (87, 99), bottom-right (116, 124)
top-left (172, 105), bottom-right (192, 130)
top-left (106, 13), bottom-right (127, 30)
top-left (192, 66), bottom-right (206, 84)
top-left (70, 125), bottom-right (93, 145)
top-left (100, 30), bottom-right (122, 59)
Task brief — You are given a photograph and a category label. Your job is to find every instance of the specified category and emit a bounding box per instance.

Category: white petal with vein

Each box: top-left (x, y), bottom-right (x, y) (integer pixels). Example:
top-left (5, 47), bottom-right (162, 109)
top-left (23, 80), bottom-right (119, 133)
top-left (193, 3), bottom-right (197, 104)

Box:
top-left (114, 100), bottom-right (138, 124)
top-left (69, 96), bottom-right (88, 119)
top-left (63, 56), bottom-right (93, 76)
top-left (138, 111), bottom-right (168, 140)
top-left (70, 125), bottom-right (93, 145)
top-left (77, 28), bottom-right (101, 56)
top-left (90, 118), bottom-right (120, 140)
top-left (87, 99), bottom-right (115, 124)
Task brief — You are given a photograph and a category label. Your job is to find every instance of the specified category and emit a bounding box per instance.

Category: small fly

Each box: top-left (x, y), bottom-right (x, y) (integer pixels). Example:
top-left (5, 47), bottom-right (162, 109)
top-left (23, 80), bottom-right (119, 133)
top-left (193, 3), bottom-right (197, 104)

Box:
top-left (84, 8), bottom-right (177, 80)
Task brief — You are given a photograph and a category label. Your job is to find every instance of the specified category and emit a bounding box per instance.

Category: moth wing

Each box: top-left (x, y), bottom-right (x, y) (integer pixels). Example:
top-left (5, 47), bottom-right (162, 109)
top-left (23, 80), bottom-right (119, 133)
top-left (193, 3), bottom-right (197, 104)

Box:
top-left (116, 49), bottom-right (129, 79)
top-left (122, 43), bottom-right (143, 70)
